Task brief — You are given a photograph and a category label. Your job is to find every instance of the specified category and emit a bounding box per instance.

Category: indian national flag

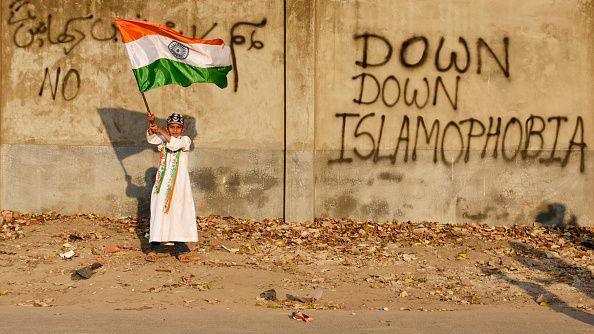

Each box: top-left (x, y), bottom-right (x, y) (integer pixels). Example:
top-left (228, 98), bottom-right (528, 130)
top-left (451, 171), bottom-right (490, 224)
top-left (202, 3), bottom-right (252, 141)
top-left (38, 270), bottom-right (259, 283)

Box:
top-left (114, 18), bottom-right (232, 92)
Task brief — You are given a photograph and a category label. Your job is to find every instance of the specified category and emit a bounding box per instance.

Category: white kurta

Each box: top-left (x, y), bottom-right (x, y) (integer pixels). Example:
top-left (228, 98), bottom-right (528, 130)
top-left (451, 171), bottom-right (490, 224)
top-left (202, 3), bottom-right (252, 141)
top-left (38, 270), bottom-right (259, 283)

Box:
top-left (146, 131), bottom-right (198, 243)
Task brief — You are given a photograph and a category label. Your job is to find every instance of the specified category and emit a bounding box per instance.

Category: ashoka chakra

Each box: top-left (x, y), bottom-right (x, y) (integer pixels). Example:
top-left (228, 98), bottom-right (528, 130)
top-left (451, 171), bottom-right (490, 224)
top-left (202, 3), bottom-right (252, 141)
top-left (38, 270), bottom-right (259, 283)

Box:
top-left (168, 41), bottom-right (190, 60)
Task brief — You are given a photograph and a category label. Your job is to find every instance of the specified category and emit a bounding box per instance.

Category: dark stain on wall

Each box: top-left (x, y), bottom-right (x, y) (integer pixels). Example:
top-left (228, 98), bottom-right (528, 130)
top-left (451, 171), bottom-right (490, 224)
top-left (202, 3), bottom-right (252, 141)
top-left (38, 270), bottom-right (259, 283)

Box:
top-left (323, 193), bottom-right (395, 220)
top-left (457, 196), bottom-right (511, 223)
top-left (190, 167), bottom-right (279, 214)
top-left (318, 173), bottom-right (364, 186)
top-left (377, 171), bottom-right (404, 182)
top-left (227, 173), bottom-right (242, 191)
top-left (324, 193), bottom-right (359, 218)
top-left (462, 207), bottom-right (491, 221)
top-left (191, 167), bottom-right (216, 192)
top-left (243, 169), bottom-right (278, 190)
top-left (360, 199), bottom-right (390, 219)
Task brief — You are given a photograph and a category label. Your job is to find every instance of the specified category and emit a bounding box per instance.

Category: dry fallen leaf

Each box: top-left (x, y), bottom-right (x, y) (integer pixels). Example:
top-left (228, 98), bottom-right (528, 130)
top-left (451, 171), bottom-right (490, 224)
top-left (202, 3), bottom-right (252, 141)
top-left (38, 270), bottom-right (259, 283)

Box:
top-left (33, 298), bottom-right (54, 307)
top-left (456, 249), bottom-right (468, 260)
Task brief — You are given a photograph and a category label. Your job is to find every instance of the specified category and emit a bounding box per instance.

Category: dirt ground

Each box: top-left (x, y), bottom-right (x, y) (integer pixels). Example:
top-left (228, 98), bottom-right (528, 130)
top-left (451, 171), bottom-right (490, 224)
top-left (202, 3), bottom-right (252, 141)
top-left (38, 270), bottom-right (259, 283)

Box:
top-left (0, 212), bottom-right (593, 330)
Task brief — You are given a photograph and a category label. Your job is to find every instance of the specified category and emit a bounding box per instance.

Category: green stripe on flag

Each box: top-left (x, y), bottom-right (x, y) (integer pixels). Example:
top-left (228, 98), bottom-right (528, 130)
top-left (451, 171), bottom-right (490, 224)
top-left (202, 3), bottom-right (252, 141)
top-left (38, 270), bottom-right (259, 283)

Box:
top-left (132, 58), bottom-right (232, 92)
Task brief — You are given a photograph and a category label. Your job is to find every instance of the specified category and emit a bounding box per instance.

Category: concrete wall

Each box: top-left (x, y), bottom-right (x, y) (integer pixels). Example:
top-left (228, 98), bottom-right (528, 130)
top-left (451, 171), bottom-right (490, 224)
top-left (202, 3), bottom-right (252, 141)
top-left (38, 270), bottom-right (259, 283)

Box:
top-left (1, 0), bottom-right (592, 225)
top-left (313, 0), bottom-right (593, 225)
top-left (1, 0), bottom-right (285, 219)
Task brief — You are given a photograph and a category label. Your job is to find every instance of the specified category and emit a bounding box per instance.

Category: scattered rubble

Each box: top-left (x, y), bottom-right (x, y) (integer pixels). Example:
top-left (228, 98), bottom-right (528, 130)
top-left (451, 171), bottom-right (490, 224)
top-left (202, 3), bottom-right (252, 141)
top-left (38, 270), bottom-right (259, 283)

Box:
top-left (536, 294), bottom-right (550, 306)
top-left (260, 289), bottom-right (277, 301)
top-left (0, 211), bottom-right (591, 312)
top-left (105, 245), bottom-right (123, 253)
top-left (33, 298), bottom-right (54, 307)
top-left (59, 250), bottom-right (76, 260)
top-left (72, 262), bottom-right (103, 280)
top-left (291, 311), bottom-right (313, 322)
top-left (221, 245), bottom-right (239, 253)
top-left (69, 234), bottom-right (84, 241)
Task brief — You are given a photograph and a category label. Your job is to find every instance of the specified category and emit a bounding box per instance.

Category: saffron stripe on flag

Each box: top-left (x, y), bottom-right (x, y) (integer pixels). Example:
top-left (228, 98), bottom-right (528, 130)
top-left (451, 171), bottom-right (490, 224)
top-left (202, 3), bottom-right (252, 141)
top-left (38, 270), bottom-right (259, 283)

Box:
top-left (115, 18), bottom-right (224, 45)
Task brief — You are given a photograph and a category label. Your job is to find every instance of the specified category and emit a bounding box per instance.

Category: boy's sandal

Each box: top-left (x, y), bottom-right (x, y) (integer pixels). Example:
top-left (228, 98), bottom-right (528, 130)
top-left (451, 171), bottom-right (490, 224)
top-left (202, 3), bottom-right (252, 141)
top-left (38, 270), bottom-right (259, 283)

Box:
top-left (145, 251), bottom-right (157, 262)
top-left (175, 252), bottom-right (191, 263)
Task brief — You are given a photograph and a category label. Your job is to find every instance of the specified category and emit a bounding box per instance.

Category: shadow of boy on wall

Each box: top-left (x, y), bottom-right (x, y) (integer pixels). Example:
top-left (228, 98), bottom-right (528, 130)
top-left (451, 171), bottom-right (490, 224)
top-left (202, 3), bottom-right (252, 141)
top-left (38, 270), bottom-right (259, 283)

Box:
top-left (97, 107), bottom-right (197, 253)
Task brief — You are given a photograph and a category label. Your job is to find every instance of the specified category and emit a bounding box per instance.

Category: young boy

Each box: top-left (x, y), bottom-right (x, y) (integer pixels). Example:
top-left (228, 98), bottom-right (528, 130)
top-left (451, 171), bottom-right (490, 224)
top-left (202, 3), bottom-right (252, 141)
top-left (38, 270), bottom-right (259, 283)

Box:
top-left (145, 112), bottom-right (197, 262)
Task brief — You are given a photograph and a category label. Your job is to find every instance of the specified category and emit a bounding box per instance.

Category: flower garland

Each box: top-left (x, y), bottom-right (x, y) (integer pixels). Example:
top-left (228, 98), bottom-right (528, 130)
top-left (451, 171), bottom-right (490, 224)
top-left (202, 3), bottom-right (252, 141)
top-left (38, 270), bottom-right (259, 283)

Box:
top-left (154, 146), bottom-right (168, 193)
top-left (163, 150), bottom-right (181, 213)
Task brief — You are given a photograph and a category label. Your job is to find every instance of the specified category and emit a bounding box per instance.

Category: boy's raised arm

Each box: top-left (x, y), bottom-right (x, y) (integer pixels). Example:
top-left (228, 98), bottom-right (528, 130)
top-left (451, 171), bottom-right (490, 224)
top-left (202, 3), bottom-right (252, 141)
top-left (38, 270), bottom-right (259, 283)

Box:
top-left (146, 124), bottom-right (164, 145)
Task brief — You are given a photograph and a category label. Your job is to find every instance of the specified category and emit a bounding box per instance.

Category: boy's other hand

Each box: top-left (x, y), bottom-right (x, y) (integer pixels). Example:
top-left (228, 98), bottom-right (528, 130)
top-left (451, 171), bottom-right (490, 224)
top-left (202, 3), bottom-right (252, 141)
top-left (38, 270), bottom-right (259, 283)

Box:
top-left (150, 124), bottom-right (163, 134)
top-left (146, 113), bottom-right (155, 124)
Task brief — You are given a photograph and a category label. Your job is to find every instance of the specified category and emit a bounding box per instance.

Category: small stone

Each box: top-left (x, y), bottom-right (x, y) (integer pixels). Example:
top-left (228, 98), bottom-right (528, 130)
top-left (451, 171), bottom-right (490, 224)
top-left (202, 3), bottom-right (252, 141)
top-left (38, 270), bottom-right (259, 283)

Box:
top-left (59, 250), bottom-right (75, 259)
top-left (401, 253), bottom-right (416, 262)
top-left (399, 290), bottom-right (409, 298)
top-left (105, 245), bottom-right (122, 253)
top-left (73, 262), bottom-right (103, 279)
top-left (259, 289), bottom-right (277, 301)
top-left (221, 245), bottom-right (239, 253)
top-left (413, 227), bottom-right (429, 234)
top-left (536, 294), bottom-right (549, 305)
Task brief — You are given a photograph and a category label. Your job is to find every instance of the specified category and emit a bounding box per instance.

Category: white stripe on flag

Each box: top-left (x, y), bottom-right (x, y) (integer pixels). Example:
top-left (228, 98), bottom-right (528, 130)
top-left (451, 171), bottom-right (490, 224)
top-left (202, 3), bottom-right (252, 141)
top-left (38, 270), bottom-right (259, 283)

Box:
top-left (124, 34), bottom-right (232, 69)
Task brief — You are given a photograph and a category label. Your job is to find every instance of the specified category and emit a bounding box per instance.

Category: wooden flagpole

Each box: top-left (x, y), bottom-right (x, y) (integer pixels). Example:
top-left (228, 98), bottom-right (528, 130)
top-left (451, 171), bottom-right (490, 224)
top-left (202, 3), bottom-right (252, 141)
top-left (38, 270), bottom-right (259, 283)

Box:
top-left (140, 92), bottom-right (154, 124)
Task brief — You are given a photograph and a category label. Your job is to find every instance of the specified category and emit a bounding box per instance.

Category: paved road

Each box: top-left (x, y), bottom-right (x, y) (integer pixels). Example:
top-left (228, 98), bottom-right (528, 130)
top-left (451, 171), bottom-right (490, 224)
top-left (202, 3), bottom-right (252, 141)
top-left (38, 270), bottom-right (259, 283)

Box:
top-left (0, 305), bottom-right (592, 333)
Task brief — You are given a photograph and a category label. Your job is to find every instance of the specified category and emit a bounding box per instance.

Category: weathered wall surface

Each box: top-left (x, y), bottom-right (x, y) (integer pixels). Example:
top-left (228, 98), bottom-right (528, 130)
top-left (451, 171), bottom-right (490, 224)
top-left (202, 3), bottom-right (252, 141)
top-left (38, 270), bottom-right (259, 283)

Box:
top-left (1, 0), bottom-right (284, 218)
top-left (1, 0), bottom-right (592, 225)
top-left (314, 0), bottom-right (593, 225)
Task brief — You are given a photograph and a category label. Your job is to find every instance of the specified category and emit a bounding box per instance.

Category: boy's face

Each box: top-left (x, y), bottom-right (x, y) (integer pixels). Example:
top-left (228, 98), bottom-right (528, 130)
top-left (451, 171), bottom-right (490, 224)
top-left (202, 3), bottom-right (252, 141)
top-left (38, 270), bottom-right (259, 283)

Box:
top-left (167, 123), bottom-right (184, 137)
